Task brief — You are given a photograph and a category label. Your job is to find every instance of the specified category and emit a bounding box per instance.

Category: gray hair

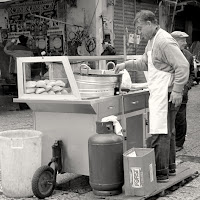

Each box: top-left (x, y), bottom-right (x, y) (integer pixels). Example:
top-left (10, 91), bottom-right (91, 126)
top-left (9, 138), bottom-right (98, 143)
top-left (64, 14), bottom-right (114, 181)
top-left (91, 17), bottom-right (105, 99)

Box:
top-left (133, 10), bottom-right (158, 26)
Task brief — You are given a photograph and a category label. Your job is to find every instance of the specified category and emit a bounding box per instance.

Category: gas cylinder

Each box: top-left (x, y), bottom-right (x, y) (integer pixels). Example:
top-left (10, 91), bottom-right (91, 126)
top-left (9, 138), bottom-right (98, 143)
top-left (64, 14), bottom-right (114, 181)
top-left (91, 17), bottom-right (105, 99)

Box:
top-left (88, 121), bottom-right (124, 196)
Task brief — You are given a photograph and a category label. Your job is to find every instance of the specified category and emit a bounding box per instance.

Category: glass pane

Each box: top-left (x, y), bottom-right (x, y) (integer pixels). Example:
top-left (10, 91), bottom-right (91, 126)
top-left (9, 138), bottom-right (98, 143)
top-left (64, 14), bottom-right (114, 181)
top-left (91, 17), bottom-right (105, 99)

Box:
top-left (24, 62), bottom-right (72, 95)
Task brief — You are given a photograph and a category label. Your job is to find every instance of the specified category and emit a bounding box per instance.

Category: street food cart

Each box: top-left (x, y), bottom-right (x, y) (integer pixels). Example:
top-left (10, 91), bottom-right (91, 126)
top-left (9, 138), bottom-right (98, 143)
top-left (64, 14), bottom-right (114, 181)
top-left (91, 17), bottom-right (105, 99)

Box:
top-left (14, 55), bottom-right (149, 198)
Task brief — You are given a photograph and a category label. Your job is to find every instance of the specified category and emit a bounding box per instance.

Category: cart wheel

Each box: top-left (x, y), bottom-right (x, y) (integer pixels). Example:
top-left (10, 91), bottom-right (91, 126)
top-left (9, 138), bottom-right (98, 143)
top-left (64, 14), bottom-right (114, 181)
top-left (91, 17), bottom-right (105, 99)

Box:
top-left (32, 165), bottom-right (55, 199)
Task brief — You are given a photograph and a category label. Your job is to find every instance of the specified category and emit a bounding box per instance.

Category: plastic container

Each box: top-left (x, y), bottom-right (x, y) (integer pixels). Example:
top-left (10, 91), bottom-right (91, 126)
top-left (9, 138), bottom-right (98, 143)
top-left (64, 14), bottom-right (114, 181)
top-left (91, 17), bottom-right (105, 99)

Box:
top-left (0, 130), bottom-right (42, 198)
top-left (88, 121), bottom-right (124, 196)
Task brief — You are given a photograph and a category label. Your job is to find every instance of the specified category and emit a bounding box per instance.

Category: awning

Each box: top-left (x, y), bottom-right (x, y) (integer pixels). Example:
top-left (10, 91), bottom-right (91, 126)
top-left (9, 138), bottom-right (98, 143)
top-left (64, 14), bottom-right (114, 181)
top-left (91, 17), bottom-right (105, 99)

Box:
top-left (0, 0), bottom-right (19, 3)
top-left (0, 0), bottom-right (26, 5)
top-left (0, 0), bottom-right (27, 8)
top-left (0, 0), bottom-right (13, 2)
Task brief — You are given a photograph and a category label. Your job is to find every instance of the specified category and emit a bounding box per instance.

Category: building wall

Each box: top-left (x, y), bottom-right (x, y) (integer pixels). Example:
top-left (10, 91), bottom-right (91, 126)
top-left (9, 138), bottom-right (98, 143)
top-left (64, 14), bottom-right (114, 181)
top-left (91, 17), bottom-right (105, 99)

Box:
top-left (60, 0), bottom-right (114, 57)
top-left (57, 0), bottom-right (97, 56)
top-left (95, 0), bottom-right (115, 56)
top-left (113, 0), bottom-right (159, 56)
top-left (0, 9), bottom-right (8, 30)
top-left (0, 0), bottom-right (100, 78)
top-left (0, 9), bottom-right (10, 80)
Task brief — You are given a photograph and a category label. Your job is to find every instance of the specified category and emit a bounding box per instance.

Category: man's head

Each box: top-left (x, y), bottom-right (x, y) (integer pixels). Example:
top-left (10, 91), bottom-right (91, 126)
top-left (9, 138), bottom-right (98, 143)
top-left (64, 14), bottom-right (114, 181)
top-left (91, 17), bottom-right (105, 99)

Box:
top-left (133, 10), bottom-right (158, 40)
top-left (102, 38), bottom-right (111, 49)
top-left (19, 35), bottom-right (28, 46)
top-left (171, 31), bottom-right (189, 50)
top-left (102, 38), bottom-right (111, 50)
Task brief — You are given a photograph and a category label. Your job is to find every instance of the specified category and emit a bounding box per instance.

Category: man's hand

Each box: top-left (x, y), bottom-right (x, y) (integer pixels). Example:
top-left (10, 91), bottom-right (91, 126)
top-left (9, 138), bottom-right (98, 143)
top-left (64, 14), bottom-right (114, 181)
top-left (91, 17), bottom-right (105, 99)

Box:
top-left (11, 38), bottom-right (16, 43)
top-left (114, 63), bottom-right (125, 74)
top-left (169, 91), bottom-right (183, 107)
top-left (16, 38), bottom-right (20, 44)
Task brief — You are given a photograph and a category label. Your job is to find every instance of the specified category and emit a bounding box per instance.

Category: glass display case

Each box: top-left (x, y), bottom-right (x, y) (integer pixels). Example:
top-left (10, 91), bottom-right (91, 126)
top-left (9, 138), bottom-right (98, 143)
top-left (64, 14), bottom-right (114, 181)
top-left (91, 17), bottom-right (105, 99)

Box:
top-left (16, 56), bottom-right (81, 100)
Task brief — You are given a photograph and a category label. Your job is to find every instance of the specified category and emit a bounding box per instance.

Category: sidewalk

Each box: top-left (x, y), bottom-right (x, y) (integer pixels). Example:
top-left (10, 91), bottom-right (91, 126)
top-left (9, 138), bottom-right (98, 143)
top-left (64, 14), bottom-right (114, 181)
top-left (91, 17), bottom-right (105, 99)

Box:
top-left (0, 85), bottom-right (200, 199)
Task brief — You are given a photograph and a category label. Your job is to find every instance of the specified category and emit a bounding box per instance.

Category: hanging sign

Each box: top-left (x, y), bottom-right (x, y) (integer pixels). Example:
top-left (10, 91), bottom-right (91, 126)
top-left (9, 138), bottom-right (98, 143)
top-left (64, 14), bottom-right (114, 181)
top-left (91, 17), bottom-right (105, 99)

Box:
top-left (7, 0), bottom-right (57, 33)
top-left (47, 29), bottom-right (65, 55)
top-left (128, 33), bottom-right (140, 44)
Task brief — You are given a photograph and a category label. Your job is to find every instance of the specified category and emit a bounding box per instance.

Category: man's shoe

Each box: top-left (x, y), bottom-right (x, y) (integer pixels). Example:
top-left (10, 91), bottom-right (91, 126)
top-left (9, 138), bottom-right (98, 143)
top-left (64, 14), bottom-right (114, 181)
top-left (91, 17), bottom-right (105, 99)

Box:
top-left (169, 169), bottom-right (176, 176)
top-left (157, 178), bottom-right (169, 183)
top-left (157, 175), bottom-right (169, 183)
top-left (176, 146), bottom-right (183, 152)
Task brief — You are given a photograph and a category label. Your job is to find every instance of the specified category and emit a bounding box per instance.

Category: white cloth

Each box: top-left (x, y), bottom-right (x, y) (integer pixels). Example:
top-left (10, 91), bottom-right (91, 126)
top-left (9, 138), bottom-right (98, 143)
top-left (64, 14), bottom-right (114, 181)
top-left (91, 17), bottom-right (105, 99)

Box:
top-left (147, 29), bottom-right (173, 134)
top-left (119, 69), bottom-right (132, 90)
top-left (101, 115), bottom-right (123, 136)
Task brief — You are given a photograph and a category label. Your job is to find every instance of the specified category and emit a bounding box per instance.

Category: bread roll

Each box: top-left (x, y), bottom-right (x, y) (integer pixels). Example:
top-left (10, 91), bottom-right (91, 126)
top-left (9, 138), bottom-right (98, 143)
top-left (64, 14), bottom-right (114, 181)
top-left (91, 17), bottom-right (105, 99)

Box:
top-left (45, 85), bottom-right (52, 92)
top-left (36, 88), bottom-right (45, 94)
top-left (48, 90), bottom-right (55, 95)
top-left (47, 81), bottom-right (56, 87)
top-left (55, 80), bottom-right (65, 87)
top-left (52, 85), bottom-right (62, 92)
top-left (26, 88), bottom-right (36, 94)
top-left (44, 79), bottom-right (50, 84)
top-left (40, 92), bottom-right (48, 95)
top-left (55, 91), bottom-right (62, 95)
top-left (26, 81), bottom-right (36, 88)
top-left (36, 80), bottom-right (46, 88)
top-left (61, 89), bottom-right (68, 94)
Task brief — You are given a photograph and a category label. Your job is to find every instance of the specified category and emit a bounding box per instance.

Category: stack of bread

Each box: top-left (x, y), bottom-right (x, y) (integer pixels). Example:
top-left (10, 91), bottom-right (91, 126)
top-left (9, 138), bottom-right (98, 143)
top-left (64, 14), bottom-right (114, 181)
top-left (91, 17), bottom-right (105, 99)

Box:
top-left (25, 80), bottom-right (69, 95)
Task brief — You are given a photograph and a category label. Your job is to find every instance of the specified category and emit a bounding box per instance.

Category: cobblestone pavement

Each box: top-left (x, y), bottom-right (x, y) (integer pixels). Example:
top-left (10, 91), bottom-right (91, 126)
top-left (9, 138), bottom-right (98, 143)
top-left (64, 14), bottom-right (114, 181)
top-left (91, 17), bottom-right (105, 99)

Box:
top-left (0, 110), bottom-right (33, 131)
top-left (0, 85), bottom-right (200, 199)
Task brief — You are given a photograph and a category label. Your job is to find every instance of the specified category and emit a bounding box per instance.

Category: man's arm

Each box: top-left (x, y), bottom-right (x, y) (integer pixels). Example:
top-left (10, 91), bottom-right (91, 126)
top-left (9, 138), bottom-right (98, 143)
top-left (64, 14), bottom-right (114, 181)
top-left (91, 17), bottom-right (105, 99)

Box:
top-left (185, 51), bottom-right (195, 90)
top-left (115, 52), bottom-right (148, 74)
top-left (163, 43), bottom-right (189, 93)
top-left (124, 53), bottom-right (148, 72)
top-left (4, 40), bottom-right (16, 56)
top-left (163, 42), bottom-right (189, 107)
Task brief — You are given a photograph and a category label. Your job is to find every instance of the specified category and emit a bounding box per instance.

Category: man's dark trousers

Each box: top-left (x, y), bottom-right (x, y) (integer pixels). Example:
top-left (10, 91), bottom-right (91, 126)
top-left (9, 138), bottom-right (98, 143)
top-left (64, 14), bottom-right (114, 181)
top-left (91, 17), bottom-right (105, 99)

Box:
top-left (175, 103), bottom-right (187, 147)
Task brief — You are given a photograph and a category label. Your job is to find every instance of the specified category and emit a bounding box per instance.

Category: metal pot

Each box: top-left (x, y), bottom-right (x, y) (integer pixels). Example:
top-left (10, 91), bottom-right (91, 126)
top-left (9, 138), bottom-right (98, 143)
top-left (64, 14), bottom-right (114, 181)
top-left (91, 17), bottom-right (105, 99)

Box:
top-left (74, 64), bottom-right (122, 98)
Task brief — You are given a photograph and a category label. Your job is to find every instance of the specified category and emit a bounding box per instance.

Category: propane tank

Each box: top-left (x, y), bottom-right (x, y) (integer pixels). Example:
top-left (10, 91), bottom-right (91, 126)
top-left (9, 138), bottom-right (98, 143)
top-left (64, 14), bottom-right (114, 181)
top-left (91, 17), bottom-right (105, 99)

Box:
top-left (88, 121), bottom-right (124, 196)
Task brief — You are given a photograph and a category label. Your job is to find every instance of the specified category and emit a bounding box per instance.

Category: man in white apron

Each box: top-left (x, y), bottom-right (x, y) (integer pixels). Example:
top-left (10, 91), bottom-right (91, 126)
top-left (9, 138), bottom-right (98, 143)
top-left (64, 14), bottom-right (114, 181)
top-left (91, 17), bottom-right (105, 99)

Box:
top-left (115, 10), bottom-right (189, 182)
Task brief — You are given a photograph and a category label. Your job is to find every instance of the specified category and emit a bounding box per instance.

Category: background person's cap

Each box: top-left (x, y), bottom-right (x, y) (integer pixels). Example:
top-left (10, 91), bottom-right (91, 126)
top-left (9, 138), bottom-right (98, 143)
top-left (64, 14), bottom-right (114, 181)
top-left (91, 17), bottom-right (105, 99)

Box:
top-left (171, 31), bottom-right (189, 38)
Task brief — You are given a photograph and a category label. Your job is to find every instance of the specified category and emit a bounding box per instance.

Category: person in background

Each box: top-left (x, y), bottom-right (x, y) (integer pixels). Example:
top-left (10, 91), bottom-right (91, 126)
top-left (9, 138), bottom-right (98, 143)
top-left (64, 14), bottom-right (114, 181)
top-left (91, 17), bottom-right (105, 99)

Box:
top-left (4, 35), bottom-right (33, 110)
top-left (0, 40), bottom-right (10, 82)
top-left (115, 10), bottom-right (189, 182)
top-left (4, 34), bottom-right (33, 79)
top-left (171, 31), bottom-right (195, 152)
top-left (101, 38), bottom-right (117, 69)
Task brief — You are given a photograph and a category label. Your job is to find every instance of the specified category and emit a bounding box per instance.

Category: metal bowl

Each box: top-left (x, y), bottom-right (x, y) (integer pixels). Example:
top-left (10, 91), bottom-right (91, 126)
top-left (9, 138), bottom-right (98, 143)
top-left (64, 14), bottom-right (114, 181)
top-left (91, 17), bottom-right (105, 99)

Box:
top-left (74, 64), bottom-right (122, 97)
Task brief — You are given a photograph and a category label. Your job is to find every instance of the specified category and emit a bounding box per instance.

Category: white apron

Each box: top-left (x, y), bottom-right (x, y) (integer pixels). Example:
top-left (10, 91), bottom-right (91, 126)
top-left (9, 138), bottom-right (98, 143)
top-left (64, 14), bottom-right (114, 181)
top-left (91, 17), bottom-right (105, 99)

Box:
top-left (148, 29), bottom-right (173, 134)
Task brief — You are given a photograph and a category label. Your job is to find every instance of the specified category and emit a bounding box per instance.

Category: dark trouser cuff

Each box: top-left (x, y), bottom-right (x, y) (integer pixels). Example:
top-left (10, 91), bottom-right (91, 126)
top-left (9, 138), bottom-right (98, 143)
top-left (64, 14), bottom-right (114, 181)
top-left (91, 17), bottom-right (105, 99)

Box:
top-left (169, 163), bottom-right (176, 171)
top-left (156, 168), bottom-right (168, 177)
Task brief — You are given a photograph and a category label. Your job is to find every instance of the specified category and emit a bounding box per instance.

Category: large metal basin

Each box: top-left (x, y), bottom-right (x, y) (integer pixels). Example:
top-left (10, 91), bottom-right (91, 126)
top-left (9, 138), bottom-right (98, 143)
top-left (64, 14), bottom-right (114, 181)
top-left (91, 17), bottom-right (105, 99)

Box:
top-left (73, 64), bottom-right (122, 98)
